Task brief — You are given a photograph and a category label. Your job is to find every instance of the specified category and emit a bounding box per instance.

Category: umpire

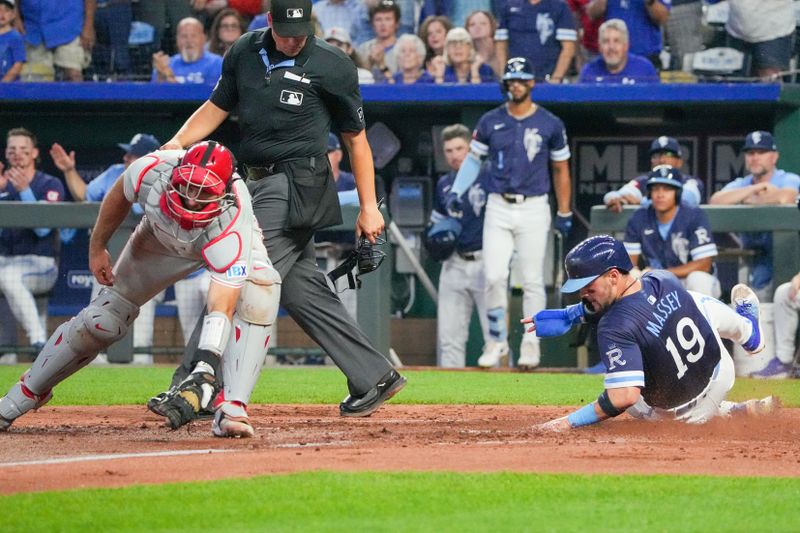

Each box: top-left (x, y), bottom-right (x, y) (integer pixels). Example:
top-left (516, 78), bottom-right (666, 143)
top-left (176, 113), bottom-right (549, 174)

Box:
top-left (161, 0), bottom-right (406, 417)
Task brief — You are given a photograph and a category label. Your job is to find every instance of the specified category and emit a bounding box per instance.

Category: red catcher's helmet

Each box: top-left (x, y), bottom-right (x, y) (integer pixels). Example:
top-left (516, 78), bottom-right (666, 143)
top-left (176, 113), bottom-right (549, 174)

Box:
top-left (160, 141), bottom-right (235, 229)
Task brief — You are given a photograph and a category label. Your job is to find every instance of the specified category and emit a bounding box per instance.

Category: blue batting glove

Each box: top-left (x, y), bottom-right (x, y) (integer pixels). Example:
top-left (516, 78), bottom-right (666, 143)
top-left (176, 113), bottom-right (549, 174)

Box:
top-left (554, 211), bottom-right (573, 237)
top-left (445, 192), bottom-right (463, 219)
top-left (533, 303), bottom-right (585, 337)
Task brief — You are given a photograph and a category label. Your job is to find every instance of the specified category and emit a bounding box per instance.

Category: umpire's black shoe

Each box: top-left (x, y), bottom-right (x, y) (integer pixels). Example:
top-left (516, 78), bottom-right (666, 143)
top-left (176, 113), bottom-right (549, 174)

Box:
top-left (339, 369), bottom-right (407, 417)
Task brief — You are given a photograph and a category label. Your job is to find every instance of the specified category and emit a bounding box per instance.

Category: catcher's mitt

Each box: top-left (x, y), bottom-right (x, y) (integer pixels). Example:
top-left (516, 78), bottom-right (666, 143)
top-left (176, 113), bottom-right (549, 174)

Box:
top-left (148, 371), bottom-right (219, 430)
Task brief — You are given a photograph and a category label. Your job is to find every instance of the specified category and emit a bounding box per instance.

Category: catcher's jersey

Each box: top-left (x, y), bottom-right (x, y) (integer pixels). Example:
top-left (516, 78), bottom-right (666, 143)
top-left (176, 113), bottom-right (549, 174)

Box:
top-left (597, 270), bottom-right (721, 409)
top-left (623, 205), bottom-right (717, 270)
top-left (121, 150), bottom-right (264, 288)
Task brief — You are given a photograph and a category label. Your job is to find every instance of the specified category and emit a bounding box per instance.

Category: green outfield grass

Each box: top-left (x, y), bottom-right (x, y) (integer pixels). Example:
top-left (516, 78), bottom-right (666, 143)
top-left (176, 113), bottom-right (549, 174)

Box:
top-left (0, 365), bottom-right (798, 407)
top-left (2, 366), bottom-right (799, 532)
top-left (3, 471), bottom-right (800, 532)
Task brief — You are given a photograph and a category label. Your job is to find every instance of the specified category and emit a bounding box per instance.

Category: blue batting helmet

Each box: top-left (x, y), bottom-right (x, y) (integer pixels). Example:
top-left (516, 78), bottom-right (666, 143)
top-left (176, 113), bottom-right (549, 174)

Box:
top-left (424, 217), bottom-right (462, 262)
top-left (561, 235), bottom-right (633, 293)
top-left (646, 164), bottom-right (683, 204)
top-left (502, 57), bottom-right (535, 82)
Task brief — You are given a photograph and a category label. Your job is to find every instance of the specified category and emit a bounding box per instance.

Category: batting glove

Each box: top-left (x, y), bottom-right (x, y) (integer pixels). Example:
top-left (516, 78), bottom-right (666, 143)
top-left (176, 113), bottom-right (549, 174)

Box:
top-left (445, 192), bottom-right (464, 219)
top-left (554, 211), bottom-right (572, 237)
top-left (532, 303), bottom-right (585, 337)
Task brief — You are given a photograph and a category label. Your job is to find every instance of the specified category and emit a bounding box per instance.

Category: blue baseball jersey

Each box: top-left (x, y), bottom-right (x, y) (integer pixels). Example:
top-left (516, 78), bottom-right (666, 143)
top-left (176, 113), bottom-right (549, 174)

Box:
top-left (578, 53), bottom-right (659, 84)
top-left (0, 29), bottom-right (26, 80)
top-left (152, 51), bottom-right (223, 84)
top-left (624, 205), bottom-right (717, 269)
top-left (432, 169), bottom-right (488, 253)
top-left (719, 168), bottom-right (800, 289)
top-left (472, 104), bottom-right (570, 197)
top-left (606, 0), bottom-right (671, 57)
top-left (0, 171), bottom-right (64, 257)
top-left (598, 270), bottom-right (721, 409)
top-left (496, 0), bottom-right (578, 80)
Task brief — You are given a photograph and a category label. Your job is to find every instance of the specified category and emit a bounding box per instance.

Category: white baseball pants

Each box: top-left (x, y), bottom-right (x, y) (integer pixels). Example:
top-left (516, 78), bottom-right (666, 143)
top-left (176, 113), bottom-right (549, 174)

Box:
top-left (437, 254), bottom-right (488, 368)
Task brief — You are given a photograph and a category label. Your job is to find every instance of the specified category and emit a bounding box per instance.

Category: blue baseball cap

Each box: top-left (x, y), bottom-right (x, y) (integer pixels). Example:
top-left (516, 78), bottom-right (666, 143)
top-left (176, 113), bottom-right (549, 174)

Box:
top-left (743, 131), bottom-right (777, 152)
top-left (649, 136), bottom-right (682, 157)
top-left (118, 133), bottom-right (160, 157)
top-left (327, 133), bottom-right (341, 151)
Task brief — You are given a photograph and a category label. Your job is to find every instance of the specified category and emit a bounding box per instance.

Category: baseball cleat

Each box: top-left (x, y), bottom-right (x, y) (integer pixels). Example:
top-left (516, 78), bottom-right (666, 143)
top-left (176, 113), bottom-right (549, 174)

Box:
top-left (517, 337), bottom-right (540, 370)
top-left (750, 357), bottom-right (790, 379)
top-left (340, 369), bottom-right (406, 417)
top-left (731, 284), bottom-right (765, 355)
top-left (212, 401), bottom-right (254, 438)
top-left (477, 341), bottom-right (509, 368)
top-left (744, 395), bottom-right (781, 416)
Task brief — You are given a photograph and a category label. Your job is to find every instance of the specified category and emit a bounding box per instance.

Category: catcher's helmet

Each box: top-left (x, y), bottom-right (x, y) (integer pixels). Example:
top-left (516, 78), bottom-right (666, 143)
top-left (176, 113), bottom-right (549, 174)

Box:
top-left (424, 217), bottom-right (462, 262)
top-left (561, 235), bottom-right (633, 293)
top-left (161, 141), bottom-right (236, 230)
top-left (646, 164), bottom-right (683, 204)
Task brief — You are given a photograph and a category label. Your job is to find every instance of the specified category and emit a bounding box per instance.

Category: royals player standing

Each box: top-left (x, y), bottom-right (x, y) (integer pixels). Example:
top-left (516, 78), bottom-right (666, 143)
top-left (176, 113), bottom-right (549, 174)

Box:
top-left (525, 235), bottom-right (777, 430)
top-left (0, 142), bottom-right (282, 438)
top-left (446, 57), bottom-right (572, 369)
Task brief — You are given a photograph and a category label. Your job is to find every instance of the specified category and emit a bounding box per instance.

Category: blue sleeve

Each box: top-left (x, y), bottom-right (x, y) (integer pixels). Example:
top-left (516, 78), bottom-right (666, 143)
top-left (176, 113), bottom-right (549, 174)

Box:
top-left (85, 174), bottom-right (108, 202)
top-left (548, 117), bottom-right (569, 155)
top-left (721, 177), bottom-right (748, 191)
top-left (12, 36), bottom-right (25, 63)
top-left (597, 325), bottom-right (645, 389)
top-left (473, 116), bottom-right (490, 147)
top-left (555, 2), bottom-right (578, 35)
top-left (433, 176), bottom-right (448, 214)
top-left (624, 212), bottom-right (641, 246)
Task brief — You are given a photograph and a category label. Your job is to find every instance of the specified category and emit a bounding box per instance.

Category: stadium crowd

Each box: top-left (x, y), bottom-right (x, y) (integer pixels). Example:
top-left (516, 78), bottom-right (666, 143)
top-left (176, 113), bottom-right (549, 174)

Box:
top-left (0, 0), bottom-right (796, 83)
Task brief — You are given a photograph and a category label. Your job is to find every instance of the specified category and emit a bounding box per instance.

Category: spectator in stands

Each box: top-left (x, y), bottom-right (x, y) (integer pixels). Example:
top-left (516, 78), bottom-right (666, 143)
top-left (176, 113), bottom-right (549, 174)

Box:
top-left (707, 0), bottom-right (796, 80)
top-left (18, 0), bottom-right (95, 81)
top-left (135, 0), bottom-right (193, 55)
top-left (0, 0), bottom-right (25, 82)
top-left (0, 128), bottom-right (64, 358)
top-left (433, 27), bottom-right (495, 84)
top-left (578, 18), bottom-right (659, 83)
top-left (361, 0), bottom-right (417, 40)
top-left (426, 123), bottom-right (489, 368)
top-left (769, 270), bottom-right (800, 379)
top-left (93, 0), bottom-right (133, 79)
top-left (207, 8), bottom-right (245, 57)
top-left (418, 15), bottom-right (451, 78)
top-left (193, 0), bottom-right (263, 21)
top-left (624, 165), bottom-right (721, 298)
top-left (664, 0), bottom-right (702, 71)
top-left (465, 10), bottom-right (502, 78)
top-left (324, 26), bottom-right (374, 84)
top-left (419, 0), bottom-right (493, 28)
top-left (709, 131), bottom-right (800, 301)
top-left (496, 0), bottom-right (577, 83)
top-left (390, 33), bottom-right (434, 84)
top-left (357, 0), bottom-right (401, 81)
top-left (313, 0), bottom-right (368, 46)
top-left (604, 135), bottom-right (703, 212)
top-left (151, 17), bottom-right (222, 84)
top-left (587, 0), bottom-right (669, 68)
top-left (566, 0), bottom-right (602, 70)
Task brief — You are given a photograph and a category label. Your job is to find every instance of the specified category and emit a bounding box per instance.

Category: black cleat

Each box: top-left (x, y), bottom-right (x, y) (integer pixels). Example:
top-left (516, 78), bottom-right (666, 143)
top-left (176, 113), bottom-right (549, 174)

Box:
top-left (339, 369), bottom-right (407, 417)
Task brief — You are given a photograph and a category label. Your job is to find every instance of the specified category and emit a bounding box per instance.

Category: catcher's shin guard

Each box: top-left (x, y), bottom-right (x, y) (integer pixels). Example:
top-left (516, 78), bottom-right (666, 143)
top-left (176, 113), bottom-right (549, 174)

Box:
top-left (222, 262), bottom-right (280, 405)
top-left (0, 380), bottom-right (53, 431)
top-left (24, 289), bottom-right (139, 393)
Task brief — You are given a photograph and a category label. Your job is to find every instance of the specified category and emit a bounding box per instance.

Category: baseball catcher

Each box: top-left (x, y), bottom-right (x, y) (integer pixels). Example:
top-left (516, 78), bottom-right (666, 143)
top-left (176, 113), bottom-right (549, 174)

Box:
top-left (0, 141), bottom-right (281, 438)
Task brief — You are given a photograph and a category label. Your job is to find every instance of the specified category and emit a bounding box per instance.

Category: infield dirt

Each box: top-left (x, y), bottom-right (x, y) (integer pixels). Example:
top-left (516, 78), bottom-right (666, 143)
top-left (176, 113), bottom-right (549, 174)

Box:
top-left (1, 404), bottom-right (798, 494)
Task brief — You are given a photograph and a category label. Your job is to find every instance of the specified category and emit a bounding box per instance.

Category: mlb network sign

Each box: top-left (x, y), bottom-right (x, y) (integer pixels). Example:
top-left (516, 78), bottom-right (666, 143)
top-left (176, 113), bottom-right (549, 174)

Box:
top-left (571, 136), bottom-right (746, 216)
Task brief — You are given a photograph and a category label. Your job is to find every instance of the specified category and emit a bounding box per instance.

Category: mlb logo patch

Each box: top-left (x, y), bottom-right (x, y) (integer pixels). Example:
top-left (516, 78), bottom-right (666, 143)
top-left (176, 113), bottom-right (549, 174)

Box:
top-left (280, 90), bottom-right (303, 106)
top-left (226, 263), bottom-right (248, 279)
top-left (357, 106), bottom-right (364, 124)
top-left (287, 8), bottom-right (304, 18)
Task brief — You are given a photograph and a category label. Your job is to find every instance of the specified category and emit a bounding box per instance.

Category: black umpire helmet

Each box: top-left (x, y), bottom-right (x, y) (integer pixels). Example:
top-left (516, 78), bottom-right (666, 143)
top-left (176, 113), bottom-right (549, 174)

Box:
top-left (561, 235), bottom-right (633, 293)
top-left (424, 217), bottom-right (462, 261)
top-left (646, 164), bottom-right (683, 204)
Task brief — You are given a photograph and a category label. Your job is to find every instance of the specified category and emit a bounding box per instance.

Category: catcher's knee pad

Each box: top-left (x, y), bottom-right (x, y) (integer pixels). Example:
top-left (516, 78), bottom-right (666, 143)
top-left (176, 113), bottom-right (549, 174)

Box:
top-left (72, 288), bottom-right (139, 352)
top-left (237, 262), bottom-right (281, 326)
